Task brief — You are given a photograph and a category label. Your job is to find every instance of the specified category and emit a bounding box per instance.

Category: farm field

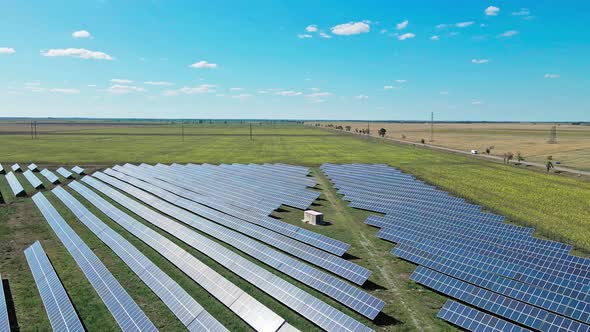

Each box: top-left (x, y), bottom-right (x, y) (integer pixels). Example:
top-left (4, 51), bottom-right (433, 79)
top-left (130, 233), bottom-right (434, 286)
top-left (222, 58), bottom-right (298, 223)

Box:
top-left (1, 122), bottom-right (589, 331)
top-left (310, 122), bottom-right (590, 171)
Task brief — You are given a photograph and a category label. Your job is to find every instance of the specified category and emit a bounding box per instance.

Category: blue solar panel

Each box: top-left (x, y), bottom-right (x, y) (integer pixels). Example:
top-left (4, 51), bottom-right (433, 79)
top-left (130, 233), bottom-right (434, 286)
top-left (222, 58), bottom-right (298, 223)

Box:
top-left (51, 186), bottom-right (228, 331)
top-left (31, 193), bottom-right (157, 332)
top-left (24, 241), bottom-right (84, 332)
top-left (0, 273), bottom-right (9, 332)
top-left (23, 170), bottom-right (44, 189)
top-left (5, 172), bottom-right (25, 197)
top-left (438, 300), bottom-right (531, 332)
top-left (70, 179), bottom-right (375, 330)
top-left (40, 169), bottom-right (60, 184)
top-left (56, 167), bottom-right (74, 179)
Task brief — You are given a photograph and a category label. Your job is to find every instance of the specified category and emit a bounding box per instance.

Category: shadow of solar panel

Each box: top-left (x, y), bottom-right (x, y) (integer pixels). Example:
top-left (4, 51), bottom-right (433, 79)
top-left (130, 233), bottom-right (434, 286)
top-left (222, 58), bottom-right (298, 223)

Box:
top-left (410, 267), bottom-right (590, 332)
top-left (24, 241), bottom-right (84, 332)
top-left (438, 300), bottom-right (531, 332)
top-left (70, 179), bottom-right (376, 330)
top-left (31, 193), bottom-right (157, 332)
top-left (52, 186), bottom-right (228, 331)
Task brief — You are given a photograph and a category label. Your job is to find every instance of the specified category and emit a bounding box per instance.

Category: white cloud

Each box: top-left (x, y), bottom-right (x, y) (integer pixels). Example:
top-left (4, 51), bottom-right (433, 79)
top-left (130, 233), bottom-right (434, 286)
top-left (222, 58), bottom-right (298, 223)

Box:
top-left (49, 88), bottom-right (80, 94)
top-left (230, 87), bottom-right (243, 91)
top-left (0, 47), bottom-right (16, 54)
top-left (544, 73), bottom-right (560, 79)
top-left (396, 20), bottom-right (409, 30)
top-left (24, 81), bottom-right (41, 86)
top-left (111, 78), bottom-right (133, 84)
top-left (275, 90), bottom-right (302, 97)
top-left (436, 24), bottom-right (448, 29)
top-left (430, 35), bottom-right (440, 41)
top-left (484, 6), bottom-right (500, 16)
top-left (471, 58), bottom-right (490, 64)
top-left (331, 21), bottom-right (370, 35)
top-left (306, 92), bottom-right (332, 98)
top-left (298, 34), bottom-right (313, 39)
top-left (439, 91), bottom-right (449, 95)
top-left (189, 60), bottom-right (217, 69)
top-left (396, 79), bottom-right (407, 83)
top-left (498, 30), bottom-right (518, 38)
top-left (232, 93), bottom-right (252, 100)
top-left (456, 21), bottom-right (475, 28)
top-left (72, 30), bottom-right (91, 38)
top-left (319, 31), bottom-right (332, 39)
top-left (355, 94), bottom-right (369, 99)
top-left (305, 25), bottom-right (318, 33)
top-left (107, 85), bottom-right (145, 94)
top-left (87, 84), bottom-right (97, 87)
top-left (398, 33), bottom-right (415, 41)
top-left (163, 84), bottom-right (216, 96)
top-left (380, 29), bottom-right (388, 34)
top-left (472, 100), bottom-right (484, 105)
top-left (512, 8), bottom-right (530, 16)
top-left (144, 81), bottom-right (173, 86)
top-left (41, 48), bottom-right (113, 60)
top-left (383, 85), bottom-right (394, 90)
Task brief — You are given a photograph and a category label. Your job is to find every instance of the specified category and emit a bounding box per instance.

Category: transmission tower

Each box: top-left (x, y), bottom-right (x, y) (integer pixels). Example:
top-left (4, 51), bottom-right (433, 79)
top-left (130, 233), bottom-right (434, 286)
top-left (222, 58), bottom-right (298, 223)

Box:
top-left (548, 124), bottom-right (557, 144)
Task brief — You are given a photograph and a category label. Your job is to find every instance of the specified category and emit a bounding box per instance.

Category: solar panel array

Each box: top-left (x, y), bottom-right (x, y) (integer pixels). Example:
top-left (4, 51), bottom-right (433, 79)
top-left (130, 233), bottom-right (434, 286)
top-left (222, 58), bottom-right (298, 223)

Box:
top-left (70, 178), bottom-right (376, 331)
top-left (5, 172), bottom-right (25, 197)
top-left (31, 193), bottom-right (157, 332)
top-left (24, 241), bottom-right (84, 332)
top-left (321, 163), bottom-right (590, 332)
top-left (23, 170), bottom-right (44, 189)
top-left (67, 181), bottom-right (288, 332)
top-left (40, 169), bottom-right (60, 184)
top-left (52, 186), bottom-right (228, 332)
top-left (56, 167), bottom-right (73, 179)
top-left (0, 273), bottom-right (9, 332)
top-left (28, 163), bottom-right (38, 172)
top-left (71, 166), bottom-right (84, 175)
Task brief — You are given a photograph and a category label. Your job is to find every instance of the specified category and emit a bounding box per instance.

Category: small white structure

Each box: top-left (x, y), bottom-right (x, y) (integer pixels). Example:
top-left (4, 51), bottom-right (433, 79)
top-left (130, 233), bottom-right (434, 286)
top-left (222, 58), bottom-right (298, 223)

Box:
top-left (303, 210), bottom-right (324, 225)
top-left (470, 150), bottom-right (479, 155)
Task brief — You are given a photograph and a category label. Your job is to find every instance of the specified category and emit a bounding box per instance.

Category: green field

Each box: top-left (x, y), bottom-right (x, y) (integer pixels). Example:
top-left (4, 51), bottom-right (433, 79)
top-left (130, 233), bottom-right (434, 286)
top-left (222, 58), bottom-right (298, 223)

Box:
top-left (1, 123), bottom-right (589, 331)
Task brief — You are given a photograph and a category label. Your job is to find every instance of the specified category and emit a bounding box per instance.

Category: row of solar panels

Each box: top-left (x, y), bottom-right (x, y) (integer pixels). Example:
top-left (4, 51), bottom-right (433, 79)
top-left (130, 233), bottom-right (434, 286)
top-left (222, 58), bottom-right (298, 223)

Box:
top-left (0, 164), bottom-right (84, 197)
top-left (0, 273), bottom-right (9, 332)
top-left (23, 164), bottom-right (381, 331)
top-left (321, 164), bottom-right (590, 332)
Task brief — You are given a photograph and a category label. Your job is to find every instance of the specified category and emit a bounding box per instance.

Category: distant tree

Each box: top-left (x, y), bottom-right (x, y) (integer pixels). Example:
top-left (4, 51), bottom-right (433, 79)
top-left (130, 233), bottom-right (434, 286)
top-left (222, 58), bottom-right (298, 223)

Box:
top-left (401, 134), bottom-right (406, 140)
top-left (355, 128), bottom-right (358, 133)
top-left (345, 126), bottom-right (351, 131)
top-left (421, 138), bottom-right (425, 144)
top-left (378, 128), bottom-right (387, 137)
top-left (503, 152), bottom-right (514, 164)
top-left (546, 155), bottom-right (554, 172)
top-left (515, 152), bottom-right (525, 164)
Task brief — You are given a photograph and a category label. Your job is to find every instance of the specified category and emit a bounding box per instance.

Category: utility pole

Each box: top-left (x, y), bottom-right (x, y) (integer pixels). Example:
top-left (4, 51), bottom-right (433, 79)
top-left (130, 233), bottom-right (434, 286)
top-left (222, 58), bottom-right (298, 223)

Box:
top-left (30, 121), bottom-right (34, 140)
top-left (548, 123), bottom-right (557, 144)
top-left (181, 121), bottom-right (184, 142)
top-left (34, 121), bottom-right (37, 139)
top-left (250, 123), bottom-right (253, 141)
top-left (430, 112), bottom-right (434, 142)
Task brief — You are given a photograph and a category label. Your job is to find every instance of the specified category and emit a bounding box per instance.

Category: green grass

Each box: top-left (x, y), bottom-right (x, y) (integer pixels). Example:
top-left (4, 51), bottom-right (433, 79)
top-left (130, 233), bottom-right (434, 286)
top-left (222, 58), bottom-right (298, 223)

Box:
top-left (1, 123), bottom-right (589, 331)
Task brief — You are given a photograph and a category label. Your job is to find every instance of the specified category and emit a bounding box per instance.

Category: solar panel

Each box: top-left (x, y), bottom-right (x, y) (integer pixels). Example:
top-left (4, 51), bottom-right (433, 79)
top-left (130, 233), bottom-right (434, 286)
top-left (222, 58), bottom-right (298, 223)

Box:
top-left (31, 193), bottom-right (157, 332)
top-left (437, 300), bottom-right (531, 332)
top-left (65, 182), bottom-right (286, 332)
top-left (410, 267), bottom-right (590, 332)
top-left (28, 163), bottom-right (39, 172)
top-left (99, 169), bottom-right (368, 285)
top-left (56, 167), bottom-right (73, 179)
top-left (24, 241), bottom-right (84, 332)
top-left (71, 166), bottom-right (84, 175)
top-left (81, 175), bottom-right (384, 319)
top-left (23, 170), bottom-right (44, 189)
top-left (0, 163), bottom-right (4, 174)
top-left (40, 169), bottom-right (60, 184)
top-left (5, 172), bottom-right (25, 197)
top-left (69, 180), bottom-right (375, 331)
top-left (51, 186), bottom-right (228, 331)
top-left (10, 164), bottom-right (21, 172)
top-left (0, 273), bottom-right (9, 332)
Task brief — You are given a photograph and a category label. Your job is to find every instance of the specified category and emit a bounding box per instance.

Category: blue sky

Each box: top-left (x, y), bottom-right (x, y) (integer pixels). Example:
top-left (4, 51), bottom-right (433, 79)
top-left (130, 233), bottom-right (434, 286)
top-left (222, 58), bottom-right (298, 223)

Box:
top-left (1, 1), bottom-right (588, 121)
